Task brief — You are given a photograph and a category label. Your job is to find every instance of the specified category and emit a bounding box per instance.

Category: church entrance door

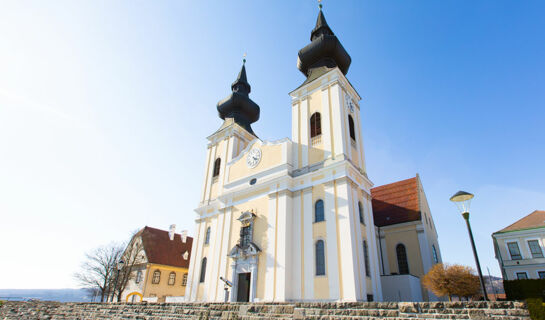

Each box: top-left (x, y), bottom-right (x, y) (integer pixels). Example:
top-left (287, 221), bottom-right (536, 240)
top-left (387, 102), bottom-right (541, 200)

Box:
top-left (236, 273), bottom-right (251, 302)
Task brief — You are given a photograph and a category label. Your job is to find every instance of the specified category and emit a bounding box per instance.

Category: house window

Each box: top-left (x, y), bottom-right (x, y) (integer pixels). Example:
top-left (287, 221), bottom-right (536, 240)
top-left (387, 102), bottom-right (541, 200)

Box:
top-left (432, 245), bottom-right (439, 264)
top-left (316, 240), bottom-right (326, 276)
top-left (213, 158), bottom-right (221, 178)
top-left (182, 273), bottom-right (188, 286)
top-left (396, 244), bottom-right (409, 275)
top-left (507, 242), bottom-right (522, 260)
top-left (348, 115), bottom-right (356, 141)
top-left (358, 202), bottom-right (365, 225)
top-left (199, 258), bottom-right (207, 283)
top-left (241, 225), bottom-right (252, 248)
top-left (528, 240), bottom-right (543, 258)
top-left (516, 272), bottom-right (528, 280)
top-left (204, 227), bottom-right (211, 245)
top-left (310, 112), bottom-right (322, 138)
top-left (363, 239), bottom-right (370, 277)
top-left (315, 200), bottom-right (324, 223)
top-left (168, 272), bottom-right (176, 285)
top-left (152, 270), bottom-right (161, 284)
top-left (135, 270), bottom-right (142, 284)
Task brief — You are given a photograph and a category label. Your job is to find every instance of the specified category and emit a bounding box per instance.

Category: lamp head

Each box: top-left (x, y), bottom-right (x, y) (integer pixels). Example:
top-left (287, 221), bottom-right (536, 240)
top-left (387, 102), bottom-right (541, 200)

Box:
top-left (117, 259), bottom-right (124, 270)
top-left (450, 190), bottom-right (474, 214)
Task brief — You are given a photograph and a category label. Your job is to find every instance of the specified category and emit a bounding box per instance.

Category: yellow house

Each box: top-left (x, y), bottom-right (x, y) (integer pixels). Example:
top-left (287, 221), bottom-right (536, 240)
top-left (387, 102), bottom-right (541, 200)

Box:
top-left (121, 226), bottom-right (193, 303)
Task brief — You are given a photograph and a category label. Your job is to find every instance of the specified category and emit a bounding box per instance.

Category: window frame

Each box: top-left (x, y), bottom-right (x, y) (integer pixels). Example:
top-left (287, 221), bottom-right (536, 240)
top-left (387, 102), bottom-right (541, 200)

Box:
top-left (182, 273), bottom-right (188, 286)
top-left (167, 271), bottom-right (176, 286)
top-left (526, 238), bottom-right (544, 259)
top-left (315, 239), bottom-right (326, 276)
top-left (396, 243), bottom-right (409, 275)
top-left (310, 112), bottom-right (322, 138)
top-left (515, 271), bottom-right (528, 280)
top-left (506, 241), bottom-right (523, 260)
top-left (314, 199), bottom-right (325, 223)
top-left (212, 158), bottom-right (221, 178)
top-left (432, 244), bottom-right (439, 264)
top-left (152, 270), bottom-right (161, 284)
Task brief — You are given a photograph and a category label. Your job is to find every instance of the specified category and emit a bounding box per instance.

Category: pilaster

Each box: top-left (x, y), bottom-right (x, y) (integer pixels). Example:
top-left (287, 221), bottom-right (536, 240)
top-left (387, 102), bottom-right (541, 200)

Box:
top-left (324, 182), bottom-right (340, 300)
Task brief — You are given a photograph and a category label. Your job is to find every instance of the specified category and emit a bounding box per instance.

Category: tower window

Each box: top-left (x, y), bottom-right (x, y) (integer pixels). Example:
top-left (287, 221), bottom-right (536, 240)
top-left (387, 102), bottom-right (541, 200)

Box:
top-left (348, 115), bottom-right (356, 141)
top-left (310, 112), bottom-right (322, 138)
top-left (204, 227), bottom-right (211, 245)
top-left (152, 270), bottom-right (161, 284)
top-left (363, 239), bottom-right (370, 277)
top-left (168, 272), bottom-right (176, 285)
top-left (199, 258), bottom-right (207, 283)
top-left (213, 158), bottom-right (221, 178)
top-left (315, 240), bottom-right (326, 276)
top-left (314, 199), bottom-right (324, 223)
top-left (358, 201), bottom-right (365, 225)
top-left (396, 244), bottom-right (409, 275)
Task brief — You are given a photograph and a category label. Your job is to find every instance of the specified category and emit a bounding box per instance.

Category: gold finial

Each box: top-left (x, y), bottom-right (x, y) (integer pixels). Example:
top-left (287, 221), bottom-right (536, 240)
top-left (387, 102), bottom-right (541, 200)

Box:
top-left (318, 0), bottom-right (322, 10)
top-left (243, 52), bottom-right (247, 64)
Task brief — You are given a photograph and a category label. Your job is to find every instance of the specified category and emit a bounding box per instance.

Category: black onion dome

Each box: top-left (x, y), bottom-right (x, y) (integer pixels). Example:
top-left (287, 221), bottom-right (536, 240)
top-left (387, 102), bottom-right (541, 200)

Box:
top-left (297, 8), bottom-right (351, 78)
top-left (217, 62), bottom-right (260, 136)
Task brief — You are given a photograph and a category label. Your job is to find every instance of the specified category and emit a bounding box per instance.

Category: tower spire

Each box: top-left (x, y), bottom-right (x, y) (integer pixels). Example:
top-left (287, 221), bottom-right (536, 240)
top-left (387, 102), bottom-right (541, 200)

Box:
top-left (217, 60), bottom-right (260, 136)
top-left (297, 4), bottom-right (351, 79)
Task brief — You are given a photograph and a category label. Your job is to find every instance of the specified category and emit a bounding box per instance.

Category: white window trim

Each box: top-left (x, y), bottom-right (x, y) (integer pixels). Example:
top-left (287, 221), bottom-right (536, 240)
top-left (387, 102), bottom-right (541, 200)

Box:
top-left (525, 237), bottom-right (544, 259)
top-left (314, 237), bottom-right (327, 277)
top-left (536, 270), bottom-right (545, 279)
top-left (505, 239), bottom-right (524, 260)
top-left (514, 270), bottom-right (529, 280)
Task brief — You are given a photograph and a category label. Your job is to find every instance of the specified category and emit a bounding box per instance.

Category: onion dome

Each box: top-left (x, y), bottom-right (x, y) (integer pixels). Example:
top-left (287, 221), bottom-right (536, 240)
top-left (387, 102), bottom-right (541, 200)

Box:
top-left (217, 60), bottom-right (260, 136)
top-left (297, 5), bottom-right (351, 80)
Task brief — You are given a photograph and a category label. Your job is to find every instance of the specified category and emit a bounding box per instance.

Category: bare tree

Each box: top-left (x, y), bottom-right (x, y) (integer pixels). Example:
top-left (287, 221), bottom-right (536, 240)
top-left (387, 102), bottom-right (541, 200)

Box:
top-left (74, 243), bottom-right (124, 302)
top-left (113, 236), bottom-right (146, 302)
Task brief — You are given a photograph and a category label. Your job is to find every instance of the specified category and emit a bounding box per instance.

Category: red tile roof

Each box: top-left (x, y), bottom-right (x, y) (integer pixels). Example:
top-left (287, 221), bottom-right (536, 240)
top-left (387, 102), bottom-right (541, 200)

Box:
top-left (371, 177), bottom-right (421, 227)
top-left (495, 210), bottom-right (545, 233)
top-left (138, 226), bottom-right (193, 268)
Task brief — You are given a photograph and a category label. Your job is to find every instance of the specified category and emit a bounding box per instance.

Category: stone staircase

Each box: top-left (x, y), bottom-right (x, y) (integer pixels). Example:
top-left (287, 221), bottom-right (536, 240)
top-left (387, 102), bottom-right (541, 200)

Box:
top-left (0, 300), bottom-right (531, 319)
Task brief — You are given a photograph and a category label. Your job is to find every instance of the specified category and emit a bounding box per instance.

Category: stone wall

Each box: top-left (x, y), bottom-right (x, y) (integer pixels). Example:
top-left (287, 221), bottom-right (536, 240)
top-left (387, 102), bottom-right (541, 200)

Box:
top-left (0, 301), bottom-right (531, 319)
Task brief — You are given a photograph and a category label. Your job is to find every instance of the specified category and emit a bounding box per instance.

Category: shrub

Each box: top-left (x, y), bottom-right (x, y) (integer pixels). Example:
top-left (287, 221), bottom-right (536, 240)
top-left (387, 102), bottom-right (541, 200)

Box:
top-left (526, 298), bottom-right (545, 320)
top-left (504, 279), bottom-right (545, 300)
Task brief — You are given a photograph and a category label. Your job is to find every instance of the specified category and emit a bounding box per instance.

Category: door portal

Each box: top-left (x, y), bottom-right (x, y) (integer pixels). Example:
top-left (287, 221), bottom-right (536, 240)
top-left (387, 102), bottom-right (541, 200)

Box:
top-left (236, 272), bottom-right (251, 302)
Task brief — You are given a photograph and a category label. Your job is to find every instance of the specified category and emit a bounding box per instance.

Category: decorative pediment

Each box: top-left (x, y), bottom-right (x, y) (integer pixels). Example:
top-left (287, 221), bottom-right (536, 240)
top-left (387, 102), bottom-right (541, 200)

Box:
top-left (228, 242), bottom-right (261, 260)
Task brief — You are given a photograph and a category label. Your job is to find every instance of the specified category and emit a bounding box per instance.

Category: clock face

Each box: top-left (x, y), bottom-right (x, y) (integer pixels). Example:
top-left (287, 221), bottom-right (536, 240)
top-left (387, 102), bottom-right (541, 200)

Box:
top-left (246, 148), bottom-right (262, 168)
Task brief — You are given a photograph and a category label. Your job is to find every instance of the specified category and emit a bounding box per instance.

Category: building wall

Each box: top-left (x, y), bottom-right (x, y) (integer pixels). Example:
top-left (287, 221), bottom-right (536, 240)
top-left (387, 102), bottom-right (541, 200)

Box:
top-left (493, 228), bottom-right (545, 280)
top-left (141, 264), bottom-right (188, 302)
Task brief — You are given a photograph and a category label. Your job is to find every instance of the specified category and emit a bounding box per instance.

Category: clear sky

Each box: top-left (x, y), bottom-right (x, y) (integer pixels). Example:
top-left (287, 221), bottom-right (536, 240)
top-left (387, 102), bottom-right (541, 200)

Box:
top-left (1, 1), bottom-right (544, 289)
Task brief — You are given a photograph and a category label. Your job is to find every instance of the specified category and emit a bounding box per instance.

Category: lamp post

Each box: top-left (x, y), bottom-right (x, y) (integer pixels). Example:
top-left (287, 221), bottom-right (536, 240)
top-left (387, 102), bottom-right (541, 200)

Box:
top-left (450, 191), bottom-right (488, 301)
top-left (112, 259), bottom-right (124, 302)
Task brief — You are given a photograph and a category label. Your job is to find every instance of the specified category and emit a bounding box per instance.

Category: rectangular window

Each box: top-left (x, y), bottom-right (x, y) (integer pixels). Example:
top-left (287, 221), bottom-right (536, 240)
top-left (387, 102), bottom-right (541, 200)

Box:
top-left (538, 271), bottom-right (545, 279)
top-left (182, 273), bottom-right (188, 286)
top-left (507, 242), bottom-right (522, 260)
top-left (528, 240), bottom-right (544, 258)
top-left (363, 240), bottom-right (370, 277)
top-left (516, 272), bottom-right (528, 280)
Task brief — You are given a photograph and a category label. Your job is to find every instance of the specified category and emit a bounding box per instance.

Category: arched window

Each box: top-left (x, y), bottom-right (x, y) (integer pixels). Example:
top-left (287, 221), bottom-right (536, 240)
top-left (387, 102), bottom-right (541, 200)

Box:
top-left (363, 240), bottom-right (370, 277)
top-left (432, 244), bottom-right (439, 264)
top-left (213, 158), bottom-right (221, 177)
top-left (204, 227), bottom-right (211, 245)
top-left (199, 258), bottom-right (207, 283)
top-left (396, 244), bottom-right (409, 274)
top-left (168, 272), bottom-right (176, 285)
top-left (315, 240), bottom-right (326, 276)
top-left (358, 202), bottom-right (365, 225)
top-left (348, 115), bottom-right (356, 141)
top-left (314, 200), bottom-right (324, 223)
top-left (182, 273), bottom-right (188, 286)
top-left (152, 270), bottom-right (161, 284)
top-left (310, 112), bottom-right (322, 138)
top-left (135, 270), bottom-right (142, 283)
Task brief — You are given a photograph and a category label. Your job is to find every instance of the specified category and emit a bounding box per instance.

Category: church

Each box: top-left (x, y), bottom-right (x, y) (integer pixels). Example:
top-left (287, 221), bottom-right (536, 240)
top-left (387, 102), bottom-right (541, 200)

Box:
top-left (184, 6), bottom-right (442, 302)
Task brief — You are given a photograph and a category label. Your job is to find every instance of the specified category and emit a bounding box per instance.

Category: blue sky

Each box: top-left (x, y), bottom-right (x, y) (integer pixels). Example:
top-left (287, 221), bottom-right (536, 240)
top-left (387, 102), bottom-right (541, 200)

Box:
top-left (1, 1), bottom-right (544, 289)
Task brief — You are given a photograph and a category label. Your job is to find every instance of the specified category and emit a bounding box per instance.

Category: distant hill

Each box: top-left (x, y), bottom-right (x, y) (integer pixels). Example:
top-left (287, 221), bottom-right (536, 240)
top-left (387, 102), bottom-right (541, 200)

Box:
top-left (0, 289), bottom-right (93, 302)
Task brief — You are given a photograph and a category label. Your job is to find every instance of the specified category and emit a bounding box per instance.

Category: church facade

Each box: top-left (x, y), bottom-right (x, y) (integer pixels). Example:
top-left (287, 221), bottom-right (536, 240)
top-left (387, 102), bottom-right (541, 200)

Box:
top-left (184, 7), bottom-right (440, 302)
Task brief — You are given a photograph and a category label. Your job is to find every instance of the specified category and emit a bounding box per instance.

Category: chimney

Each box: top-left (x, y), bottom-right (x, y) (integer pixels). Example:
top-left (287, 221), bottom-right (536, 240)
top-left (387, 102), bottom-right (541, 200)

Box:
top-left (181, 230), bottom-right (188, 243)
top-left (169, 224), bottom-right (176, 241)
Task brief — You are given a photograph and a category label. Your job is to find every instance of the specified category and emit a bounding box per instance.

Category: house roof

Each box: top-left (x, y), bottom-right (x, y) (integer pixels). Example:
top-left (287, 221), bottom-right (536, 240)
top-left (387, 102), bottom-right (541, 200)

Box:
top-left (371, 176), bottom-right (421, 227)
top-left (137, 226), bottom-right (193, 268)
top-left (495, 210), bottom-right (545, 234)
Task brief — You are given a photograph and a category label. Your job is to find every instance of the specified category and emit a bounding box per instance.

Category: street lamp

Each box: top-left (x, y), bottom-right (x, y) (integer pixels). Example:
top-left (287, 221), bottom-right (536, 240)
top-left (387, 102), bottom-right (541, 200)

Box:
top-left (112, 259), bottom-right (124, 302)
top-left (450, 191), bottom-right (488, 301)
